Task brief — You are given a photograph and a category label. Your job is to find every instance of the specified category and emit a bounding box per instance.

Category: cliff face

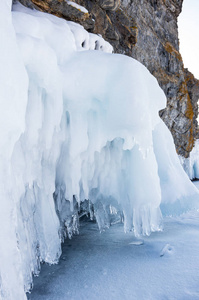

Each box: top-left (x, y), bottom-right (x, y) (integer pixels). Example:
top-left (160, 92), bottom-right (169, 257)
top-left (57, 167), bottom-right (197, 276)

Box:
top-left (121, 0), bottom-right (199, 158)
top-left (17, 0), bottom-right (199, 158)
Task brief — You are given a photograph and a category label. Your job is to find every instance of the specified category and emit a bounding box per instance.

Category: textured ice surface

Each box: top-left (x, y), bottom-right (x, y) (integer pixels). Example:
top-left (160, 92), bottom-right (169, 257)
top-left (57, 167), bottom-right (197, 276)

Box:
top-left (28, 208), bottom-right (199, 300)
top-left (0, 1), bottom-right (199, 299)
top-left (180, 139), bottom-right (199, 180)
top-left (0, 1), bottom-right (28, 299)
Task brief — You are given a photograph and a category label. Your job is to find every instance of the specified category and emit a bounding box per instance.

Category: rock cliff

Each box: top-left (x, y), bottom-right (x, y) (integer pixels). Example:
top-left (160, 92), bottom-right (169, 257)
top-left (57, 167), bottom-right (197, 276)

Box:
top-left (16, 0), bottom-right (199, 158)
top-left (121, 0), bottom-right (199, 158)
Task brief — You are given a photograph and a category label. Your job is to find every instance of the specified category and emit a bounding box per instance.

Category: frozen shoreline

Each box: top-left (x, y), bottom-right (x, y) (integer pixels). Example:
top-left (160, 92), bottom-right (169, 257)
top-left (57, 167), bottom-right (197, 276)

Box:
top-left (28, 206), bottom-right (199, 299)
top-left (1, 2), bottom-right (199, 298)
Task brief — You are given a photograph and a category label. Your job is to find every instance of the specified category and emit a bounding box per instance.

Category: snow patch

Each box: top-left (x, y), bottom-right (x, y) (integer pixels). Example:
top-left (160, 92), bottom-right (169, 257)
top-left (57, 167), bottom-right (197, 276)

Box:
top-left (66, 0), bottom-right (88, 13)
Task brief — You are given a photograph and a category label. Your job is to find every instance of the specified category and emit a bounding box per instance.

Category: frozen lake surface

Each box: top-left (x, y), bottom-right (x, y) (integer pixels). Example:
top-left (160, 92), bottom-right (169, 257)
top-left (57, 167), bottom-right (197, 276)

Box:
top-left (28, 183), bottom-right (199, 300)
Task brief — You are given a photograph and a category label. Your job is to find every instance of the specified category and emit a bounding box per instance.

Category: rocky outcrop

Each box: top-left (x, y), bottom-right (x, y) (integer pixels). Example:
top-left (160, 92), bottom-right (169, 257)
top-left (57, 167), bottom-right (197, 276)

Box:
top-left (16, 0), bottom-right (199, 158)
top-left (120, 0), bottom-right (199, 157)
top-left (17, 0), bottom-right (95, 30)
top-left (184, 69), bottom-right (199, 139)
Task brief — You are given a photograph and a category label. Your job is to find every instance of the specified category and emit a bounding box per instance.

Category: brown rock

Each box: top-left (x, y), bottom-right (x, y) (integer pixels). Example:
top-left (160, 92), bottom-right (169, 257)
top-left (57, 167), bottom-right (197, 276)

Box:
top-left (121, 0), bottom-right (198, 157)
top-left (96, 0), bottom-right (120, 11)
top-left (76, 0), bottom-right (137, 55)
top-left (18, 0), bottom-right (95, 30)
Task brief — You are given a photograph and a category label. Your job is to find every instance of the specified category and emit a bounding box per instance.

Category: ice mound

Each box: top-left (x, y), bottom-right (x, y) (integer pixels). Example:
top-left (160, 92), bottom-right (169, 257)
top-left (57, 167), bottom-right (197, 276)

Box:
top-left (0, 1), bottom-right (198, 299)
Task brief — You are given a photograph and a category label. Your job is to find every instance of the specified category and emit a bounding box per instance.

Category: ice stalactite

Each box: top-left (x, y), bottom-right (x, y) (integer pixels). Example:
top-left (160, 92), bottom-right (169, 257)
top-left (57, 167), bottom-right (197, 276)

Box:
top-left (0, 1), bottom-right (198, 299)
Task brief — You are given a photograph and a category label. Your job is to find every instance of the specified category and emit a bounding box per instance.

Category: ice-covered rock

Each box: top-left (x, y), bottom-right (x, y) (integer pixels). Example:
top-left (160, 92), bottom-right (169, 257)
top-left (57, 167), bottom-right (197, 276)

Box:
top-left (0, 1), bottom-right (198, 299)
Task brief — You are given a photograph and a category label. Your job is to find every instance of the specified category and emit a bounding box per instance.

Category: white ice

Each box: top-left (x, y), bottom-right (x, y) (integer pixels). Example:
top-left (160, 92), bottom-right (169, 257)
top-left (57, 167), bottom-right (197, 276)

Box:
top-left (0, 1), bottom-right (199, 299)
top-left (180, 139), bottom-right (199, 180)
top-left (66, 0), bottom-right (88, 13)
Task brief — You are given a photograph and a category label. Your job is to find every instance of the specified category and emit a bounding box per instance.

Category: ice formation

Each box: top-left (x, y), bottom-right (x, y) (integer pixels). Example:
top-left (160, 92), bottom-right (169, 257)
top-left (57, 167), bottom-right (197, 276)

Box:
top-left (0, 1), bottom-right (199, 299)
top-left (179, 139), bottom-right (199, 180)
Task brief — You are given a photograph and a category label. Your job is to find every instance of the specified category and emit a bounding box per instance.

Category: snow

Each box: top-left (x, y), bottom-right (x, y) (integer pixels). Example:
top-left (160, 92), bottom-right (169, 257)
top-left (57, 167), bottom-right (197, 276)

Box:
top-left (67, 21), bottom-right (113, 52)
top-left (0, 1), bottom-right (199, 299)
top-left (66, 1), bottom-right (88, 14)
